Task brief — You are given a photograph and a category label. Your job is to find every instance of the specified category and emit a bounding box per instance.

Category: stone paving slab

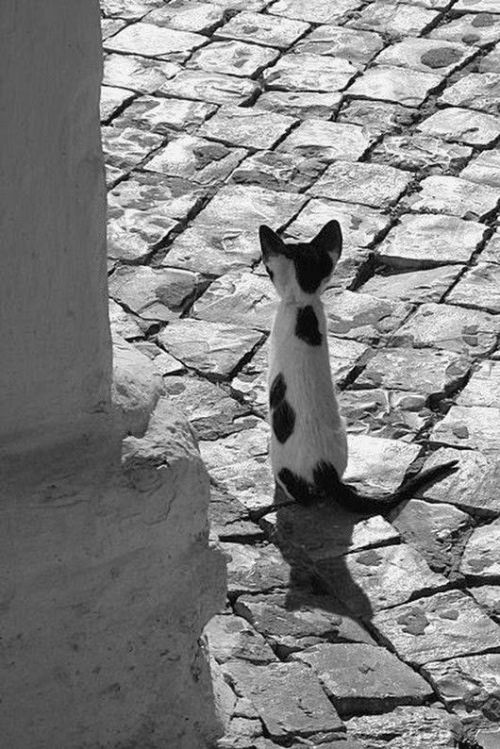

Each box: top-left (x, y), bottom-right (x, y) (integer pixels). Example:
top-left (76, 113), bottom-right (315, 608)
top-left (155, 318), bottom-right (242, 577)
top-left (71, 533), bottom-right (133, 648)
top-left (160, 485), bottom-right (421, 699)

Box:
top-left (338, 100), bottom-right (415, 137)
top-left (323, 289), bottom-right (412, 343)
top-left (460, 518), bottom-right (500, 579)
top-left (318, 543), bottom-right (448, 617)
top-left (390, 302), bottom-right (500, 356)
top-left (255, 90), bottom-right (342, 119)
top-left (143, 1), bottom-right (224, 33)
top-left (430, 405), bottom-right (500, 453)
top-left (345, 706), bottom-right (462, 749)
top-left (269, 0), bottom-right (361, 25)
top-left (341, 388), bottom-right (431, 441)
top-left (293, 25), bottom-right (383, 67)
top-left (309, 161), bottom-right (412, 209)
top-left (429, 12), bottom-right (500, 47)
top-left (109, 265), bottom-right (199, 322)
top-left (159, 69), bottom-right (259, 105)
top-left (360, 266), bottom-right (463, 304)
top-left (346, 65), bottom-right (443, 108)
top-left (377, 214), bottom-right (485, 269)
top-left (188, 39), bottom-right (280, 77)
top-left (234, 589), bottom-right (375, 655)
top-left (113, 94), bottom-right (217, 133)
top-left (404, 175), bottom-right (499, 220)
top-left (439, 72), bottom-right (500, 114)
top-left (447, 264), bottom-right (500, 314)
top-left (205, 613), bottom-right (277, 664)
top-left (372, 589), bottom-right (500, 665)
top-left (370, 133), bottom-right (472, 172)
top-left (375, 37), bottom-right (474, 75)
top-left (461, 149), bottom-right (500, 189)
top-left (264, 54), bottom-right (357, 92)
top-left (215, 10), bottom-right (309, 49)
top-left (103, 53), bottom-right (180, 93)
top-left (104, 22), bottom-right (207, 61)
top-left (292, 642), bottom-right (433, 715)
top-left (423, 653), bottom-right (500, 721)
top-left (193, 270), bottom-right (275, 331)
top-left (231, 150), bottom-right (325, 193)
top-left (420, 446), bottom-right (500, 517)
top-left (223, 660), bottom-right (345, 741)
top-left (347, 2), bottom-right (439, 36)
top-left (198, 105), bottom-right (297, 149)
top-left (355, 347), bottom-right (471, 397)
top-left (417, 107), bottom-right (500, 146)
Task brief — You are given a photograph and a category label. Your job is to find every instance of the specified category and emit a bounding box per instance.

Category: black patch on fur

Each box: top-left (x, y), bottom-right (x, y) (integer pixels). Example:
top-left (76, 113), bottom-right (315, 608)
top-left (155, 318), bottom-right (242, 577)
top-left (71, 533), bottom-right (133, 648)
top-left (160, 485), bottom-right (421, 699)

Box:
top-left (269, 372), bottom-right (286, 410)
top-left (293, 244), bottom-right (334, 294)
top-left (272, 399), bottom-right (296, 443)
top-left (278, 468), bottom-right (314, 504)
top-left (313, 460), bottom-right (343, 496)
top-left (295, 305), bottom-right (322, 346)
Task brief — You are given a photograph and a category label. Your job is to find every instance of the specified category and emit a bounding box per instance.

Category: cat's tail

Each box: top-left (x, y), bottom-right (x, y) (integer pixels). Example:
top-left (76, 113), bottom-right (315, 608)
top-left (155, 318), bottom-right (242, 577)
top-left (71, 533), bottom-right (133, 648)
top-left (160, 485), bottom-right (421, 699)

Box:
top-left (251, 460), bottom-right (458, 520)
top-left (316, 459), bottom-right (459, 514)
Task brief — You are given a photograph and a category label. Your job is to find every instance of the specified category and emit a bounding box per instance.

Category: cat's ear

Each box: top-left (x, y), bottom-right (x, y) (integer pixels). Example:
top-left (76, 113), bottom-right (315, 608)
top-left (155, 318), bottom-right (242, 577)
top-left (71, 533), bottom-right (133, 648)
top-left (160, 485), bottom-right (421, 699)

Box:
top-left (259, 225), bottom-right (285, 261)
top-left (311, 220), bottom-right (342, 260)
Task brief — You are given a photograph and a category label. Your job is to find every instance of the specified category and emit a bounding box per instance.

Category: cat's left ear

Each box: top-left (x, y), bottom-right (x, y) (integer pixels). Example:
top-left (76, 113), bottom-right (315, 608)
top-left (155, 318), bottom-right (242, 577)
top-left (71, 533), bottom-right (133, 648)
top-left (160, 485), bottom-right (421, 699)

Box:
top-left (311, 220), bottom-right (342, 261)
top-left (259, 225), bottom-right (285, 261)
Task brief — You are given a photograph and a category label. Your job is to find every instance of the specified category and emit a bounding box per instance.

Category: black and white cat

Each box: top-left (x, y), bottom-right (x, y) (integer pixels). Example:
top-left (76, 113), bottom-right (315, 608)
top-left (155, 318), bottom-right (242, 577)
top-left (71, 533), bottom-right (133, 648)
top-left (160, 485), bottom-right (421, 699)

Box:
top-left (256, 220), bottom-right (457, 518)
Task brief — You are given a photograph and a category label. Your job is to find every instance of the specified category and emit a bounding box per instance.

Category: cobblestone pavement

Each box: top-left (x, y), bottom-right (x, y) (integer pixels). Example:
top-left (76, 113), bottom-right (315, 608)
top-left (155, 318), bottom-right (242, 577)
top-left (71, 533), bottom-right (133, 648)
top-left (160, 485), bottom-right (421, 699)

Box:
top-left (100, 1), bottom-right (500, 746)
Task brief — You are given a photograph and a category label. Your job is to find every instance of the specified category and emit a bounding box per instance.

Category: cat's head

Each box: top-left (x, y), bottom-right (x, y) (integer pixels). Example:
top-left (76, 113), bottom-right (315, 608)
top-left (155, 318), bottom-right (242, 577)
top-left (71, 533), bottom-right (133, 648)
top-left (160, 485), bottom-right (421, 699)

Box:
top-left (259, 220), bottom-right (342, 302)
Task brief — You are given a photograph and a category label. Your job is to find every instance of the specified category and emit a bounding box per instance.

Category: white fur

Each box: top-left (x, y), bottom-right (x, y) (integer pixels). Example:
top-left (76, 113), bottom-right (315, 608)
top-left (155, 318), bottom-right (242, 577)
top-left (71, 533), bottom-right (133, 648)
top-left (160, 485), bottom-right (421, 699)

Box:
top-left (268, 296), bottom-right (348, 497)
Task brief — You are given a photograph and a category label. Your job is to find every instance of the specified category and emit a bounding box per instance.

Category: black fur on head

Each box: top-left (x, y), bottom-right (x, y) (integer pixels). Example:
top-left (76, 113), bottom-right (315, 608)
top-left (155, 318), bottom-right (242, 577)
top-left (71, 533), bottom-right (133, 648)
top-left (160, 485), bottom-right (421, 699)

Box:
top-left (259, 221), bottom-right (342, 294)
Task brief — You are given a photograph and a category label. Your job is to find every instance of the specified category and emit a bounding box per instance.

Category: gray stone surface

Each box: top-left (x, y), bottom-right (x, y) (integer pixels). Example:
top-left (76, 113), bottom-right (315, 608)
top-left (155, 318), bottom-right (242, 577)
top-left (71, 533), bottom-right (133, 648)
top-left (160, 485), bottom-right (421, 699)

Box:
top-left (447, 264), bottom-right (500, 314)
top-left (113, 94), bottom-right (217, 133)
top-left (104, 22), bottom-right (206, 61)
top-left (361, 266), bottom-right (462, 304)
top-left (101, 0), bottom-right (163, 19)
top-left (343, 434), bottom-right (421, 496)
top-left (375, 37), bottom-right (473, 74)
top-left (338, 100), bottom-right (415, 138)
top-left (439, 72), bottom-right (500, 114)
top-left (255, 90), bottom-right (342, 119)
top-left (193, 271), bottom-right (275, 332)
top-left (292, 643), bottom-right (433, 715)
top-left (372, 589), bottom-right (500, 665)
top-left (391, 303), bottom-right (500, 356)
top-left (269, 0), bottom-right (360, 24)
top-left (417, 107), bottom-right (500, 146)
top-left (347, 2), bottom-right (439, 36)
top-left (144, 135), bottom-right (246, 185)
top-left (234, 590), bottom-right (375, 655)
top-left (378, 214), bottom-right (485, 269)
top-left (103, 53), bottom-right (180, 93)
top-left (346, 65), bottom-right (442, 108)
top-left (480, 44), bottom-right (500, 71)
top-left (198, 106), bottom-right (296, 149)
top-left (470, 586), bottom-right (500, 621)
top-left (158, 320), bottom-right (264, 379)
top-left (100, 85), bottom-right (135, 121)
top-left (423, 654), bottom-right (500, 720)
top-left (163, 225), bottom-right (261, 277)
top-left (286, 199), bottom-right (390, 248)
top-left (223, 660), bottom-right (344, 740)
top-left (460, 519), bottom-right (500, 578)
top-left (318, 543), bottom-right (447, 617)
top-left (215, 10), bottom-right (309, 48)
top-left (430, 405), bottom-right (500, 453)
top-left (108, 265), bottom-right (199, 322)
top-left (405, 176), bottom-right (499, 221)
top-left (429, 12), bottom-right (500, 47)
top-left (162, 376), bottom-right (247, 439)
top-left (346, 706), bottom-right (462, 749)
top-left (481, 229), bottom-right (500, 263)
top-left (458, 360), bottom-right (500, 407)
top-left (341, 388), bottom-right (431, 440)
top-left (231, 150), bottom-right (325, 192)
top-left (356, 347), bottom-right (471, 397)
top-left (221, 542), bottom-right (292, 596)
top-left (371, 133), bottom-right (472, 172)
top-left (461, 149), bottom-right (500, 188)
top-left (420, 447), bottom-right (500, 516)
top-left (263, 53), bottom-right (357, 92)
top-left (322, 289), bottom-right (412, 343)
top-left (159, 69), bottom-right (259, 105)
top-left (101, 124), bottom-right (163, 170)
top-left (293, 25), bottom-right (383, 67)
top-left (309, 161), bottom-right (411, 209)
top-left (205, 614), bottom-right (277, 664)
top-left (143, 1), bottom-right (224, 33)
top-left (388, 499), bottom-right (471, 575)
top-left (188, 39), bottom-right (279, 77)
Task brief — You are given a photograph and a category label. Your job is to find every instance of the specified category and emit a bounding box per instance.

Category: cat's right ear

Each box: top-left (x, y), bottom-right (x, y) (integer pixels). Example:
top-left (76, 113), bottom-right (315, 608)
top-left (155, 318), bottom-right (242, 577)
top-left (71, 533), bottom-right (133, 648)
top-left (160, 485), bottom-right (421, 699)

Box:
top-left (259, 225), bottom-right (285, 261)
top-left (311, 220), bottom-right (342, 260)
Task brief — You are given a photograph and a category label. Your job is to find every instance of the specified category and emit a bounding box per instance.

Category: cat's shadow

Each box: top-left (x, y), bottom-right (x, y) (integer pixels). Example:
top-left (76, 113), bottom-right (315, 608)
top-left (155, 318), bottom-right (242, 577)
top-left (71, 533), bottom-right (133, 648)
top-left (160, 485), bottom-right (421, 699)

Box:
top-left (272, 485), bottom-right (398, 642)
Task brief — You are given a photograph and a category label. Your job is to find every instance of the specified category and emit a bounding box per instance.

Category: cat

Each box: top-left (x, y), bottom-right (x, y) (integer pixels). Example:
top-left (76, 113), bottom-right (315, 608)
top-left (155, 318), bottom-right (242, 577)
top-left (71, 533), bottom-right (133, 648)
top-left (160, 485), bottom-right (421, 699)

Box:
top-left (253, 220), bottom-right (457, 520)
